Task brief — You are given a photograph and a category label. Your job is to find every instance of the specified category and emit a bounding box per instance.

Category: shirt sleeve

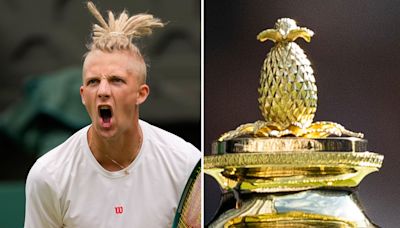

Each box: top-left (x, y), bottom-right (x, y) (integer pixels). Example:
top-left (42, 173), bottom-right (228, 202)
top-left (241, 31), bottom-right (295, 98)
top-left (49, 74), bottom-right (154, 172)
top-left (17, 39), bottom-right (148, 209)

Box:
top-left (185, 142), bottom-right (201, 172)
top-left (24, 162), bottom-right (63, 228)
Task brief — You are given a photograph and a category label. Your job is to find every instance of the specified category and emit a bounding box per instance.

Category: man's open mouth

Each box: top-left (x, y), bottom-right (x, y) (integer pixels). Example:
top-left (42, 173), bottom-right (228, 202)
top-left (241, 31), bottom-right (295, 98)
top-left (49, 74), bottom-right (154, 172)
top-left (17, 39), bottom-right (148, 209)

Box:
top-left (99, 105), bottom-right (113, 123)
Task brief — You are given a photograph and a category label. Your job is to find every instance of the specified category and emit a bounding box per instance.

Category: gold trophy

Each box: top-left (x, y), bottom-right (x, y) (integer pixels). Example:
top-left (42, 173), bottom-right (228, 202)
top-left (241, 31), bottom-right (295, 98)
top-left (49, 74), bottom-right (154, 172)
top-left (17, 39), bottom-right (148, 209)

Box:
top-left (205, 18), bottom-right (383, 227)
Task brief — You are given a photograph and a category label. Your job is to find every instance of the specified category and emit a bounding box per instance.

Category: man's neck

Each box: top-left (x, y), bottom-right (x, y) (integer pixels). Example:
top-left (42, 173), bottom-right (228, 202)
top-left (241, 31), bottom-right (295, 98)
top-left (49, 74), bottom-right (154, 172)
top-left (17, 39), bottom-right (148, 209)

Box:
top-left (87, 124), bottom-right (142, 171)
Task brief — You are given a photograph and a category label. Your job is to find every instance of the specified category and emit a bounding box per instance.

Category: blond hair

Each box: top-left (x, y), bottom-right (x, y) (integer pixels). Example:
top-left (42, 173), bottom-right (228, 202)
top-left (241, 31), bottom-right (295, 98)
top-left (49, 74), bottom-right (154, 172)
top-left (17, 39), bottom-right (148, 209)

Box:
top-left (86, 1), bottom-right (164, 82)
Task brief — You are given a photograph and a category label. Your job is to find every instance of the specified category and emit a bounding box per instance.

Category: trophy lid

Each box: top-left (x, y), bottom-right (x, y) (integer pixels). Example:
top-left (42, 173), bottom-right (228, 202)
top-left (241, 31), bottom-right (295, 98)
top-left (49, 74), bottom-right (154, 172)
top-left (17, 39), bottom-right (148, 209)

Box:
top-left (204, 18), bottom-right (384, 193)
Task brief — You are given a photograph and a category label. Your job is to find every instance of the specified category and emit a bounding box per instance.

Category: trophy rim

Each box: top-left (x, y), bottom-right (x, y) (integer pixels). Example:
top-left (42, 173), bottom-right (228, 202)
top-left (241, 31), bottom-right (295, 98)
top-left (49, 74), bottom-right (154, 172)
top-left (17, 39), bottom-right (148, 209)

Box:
top-left (205, 151), bottom-right (383, 169)
top-left (204, 151), bottom-right (383, 192)
top-left (212, 137), bottom-right (368, 154)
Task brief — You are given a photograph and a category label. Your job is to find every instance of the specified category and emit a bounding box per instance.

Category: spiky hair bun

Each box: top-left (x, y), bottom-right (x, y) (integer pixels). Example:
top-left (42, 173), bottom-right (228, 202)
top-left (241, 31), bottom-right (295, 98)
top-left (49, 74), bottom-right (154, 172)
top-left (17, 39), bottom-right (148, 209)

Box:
top-left (87, 1), bottom-right (164, 52)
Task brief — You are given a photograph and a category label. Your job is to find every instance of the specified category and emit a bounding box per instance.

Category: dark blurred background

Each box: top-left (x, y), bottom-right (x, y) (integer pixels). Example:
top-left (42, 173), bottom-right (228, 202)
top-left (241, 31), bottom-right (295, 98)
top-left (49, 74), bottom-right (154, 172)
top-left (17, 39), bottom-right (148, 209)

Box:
top-left (205, 0), bottom-right (400, 227)
top-left (0, 0), bottom-right (199, 226)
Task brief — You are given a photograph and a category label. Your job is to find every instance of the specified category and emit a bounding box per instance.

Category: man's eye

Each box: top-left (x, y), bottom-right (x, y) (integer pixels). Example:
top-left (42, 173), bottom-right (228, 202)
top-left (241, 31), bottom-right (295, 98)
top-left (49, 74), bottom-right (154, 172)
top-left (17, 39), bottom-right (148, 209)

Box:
top-left (87, 79), bottom-right (99, 85)
top-left (111, 77), bottom-right (124, 83)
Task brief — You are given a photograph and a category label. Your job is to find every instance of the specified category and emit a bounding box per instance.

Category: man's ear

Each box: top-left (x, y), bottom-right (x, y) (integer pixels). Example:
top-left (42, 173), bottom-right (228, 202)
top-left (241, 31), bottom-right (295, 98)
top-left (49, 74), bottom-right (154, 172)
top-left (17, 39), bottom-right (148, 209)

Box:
top-left (136, 84), bottom-right (150, 105)
top-left (80, 86), bottom-right (86, 105)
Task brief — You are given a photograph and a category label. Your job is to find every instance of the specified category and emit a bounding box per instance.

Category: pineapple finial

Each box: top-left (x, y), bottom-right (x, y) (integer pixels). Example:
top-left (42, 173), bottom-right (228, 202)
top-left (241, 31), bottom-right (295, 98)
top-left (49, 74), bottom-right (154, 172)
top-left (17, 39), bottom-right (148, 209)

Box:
top-left (258, 18), bottom-right (317, 130)
top-left (218, 18), bottom-right (363, 141)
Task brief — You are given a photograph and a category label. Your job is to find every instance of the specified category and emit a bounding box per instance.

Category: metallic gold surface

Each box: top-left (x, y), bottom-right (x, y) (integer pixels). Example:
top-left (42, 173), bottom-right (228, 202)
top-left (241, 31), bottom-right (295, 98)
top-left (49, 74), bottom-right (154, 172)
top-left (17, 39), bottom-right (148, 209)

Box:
top-left (225, 212), bottom-right (356, 228)
top-left (258, 18), bottom-right (317, 130)
top-left (207, 18), bottom-right (384, 227)
top-left (204, 151), bottom-right (383, 192)
top-left (218, 120), bottom-right (363, 141)
top-left (209, 191), bottom-right (371, 227)
top-left (213, 137), bottom-right (367, 154)
top-left (218, 18), bottom-right (363, 140)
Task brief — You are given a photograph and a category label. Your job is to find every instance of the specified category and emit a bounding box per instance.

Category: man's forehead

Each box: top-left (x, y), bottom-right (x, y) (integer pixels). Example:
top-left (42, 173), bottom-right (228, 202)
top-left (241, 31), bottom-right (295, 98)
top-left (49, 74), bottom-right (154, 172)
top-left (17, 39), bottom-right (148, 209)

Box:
top-left (83, 49), bottom-right (144, 76)
top-left (84, 49), bottom-right (141, 65)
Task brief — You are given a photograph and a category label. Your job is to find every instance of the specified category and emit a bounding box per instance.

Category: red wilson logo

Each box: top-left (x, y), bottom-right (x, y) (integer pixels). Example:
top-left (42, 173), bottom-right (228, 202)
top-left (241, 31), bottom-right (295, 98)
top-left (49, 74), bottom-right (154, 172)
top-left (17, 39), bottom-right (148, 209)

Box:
top-left (115, 206), bottom-right (124, 214)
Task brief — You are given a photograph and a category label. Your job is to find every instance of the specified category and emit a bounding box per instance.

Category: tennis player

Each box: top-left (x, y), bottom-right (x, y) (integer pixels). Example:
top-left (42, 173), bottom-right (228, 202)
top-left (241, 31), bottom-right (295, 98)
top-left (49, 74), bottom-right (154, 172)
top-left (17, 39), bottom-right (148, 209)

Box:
top-left (24, 2), bottom-right (200, 227)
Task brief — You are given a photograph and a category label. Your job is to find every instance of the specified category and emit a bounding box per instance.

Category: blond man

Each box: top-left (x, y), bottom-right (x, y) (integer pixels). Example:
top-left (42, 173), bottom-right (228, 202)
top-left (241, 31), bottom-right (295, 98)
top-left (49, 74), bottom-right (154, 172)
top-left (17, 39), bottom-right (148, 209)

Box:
top-left (24, 2), bottom-right (200, 227)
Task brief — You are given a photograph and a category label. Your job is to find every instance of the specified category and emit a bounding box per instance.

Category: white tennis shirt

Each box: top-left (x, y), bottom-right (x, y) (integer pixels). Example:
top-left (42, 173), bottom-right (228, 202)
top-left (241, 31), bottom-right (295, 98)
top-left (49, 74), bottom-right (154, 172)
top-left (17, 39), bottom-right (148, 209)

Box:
top-left (25, 120), bottom-right (200, 228)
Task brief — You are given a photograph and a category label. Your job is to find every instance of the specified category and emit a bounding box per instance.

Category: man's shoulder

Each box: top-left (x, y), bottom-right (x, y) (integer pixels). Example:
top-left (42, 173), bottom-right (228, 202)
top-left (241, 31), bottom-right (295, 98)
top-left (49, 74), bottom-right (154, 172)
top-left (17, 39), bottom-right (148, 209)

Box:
top-left (28, 125), bottom-right (89, 180)
top-left (140, 120), bottom-right (200, 166)
top-left (139, 120), bottom-right (200, 196)
top-left (140, 120), bottom-right (198, 151)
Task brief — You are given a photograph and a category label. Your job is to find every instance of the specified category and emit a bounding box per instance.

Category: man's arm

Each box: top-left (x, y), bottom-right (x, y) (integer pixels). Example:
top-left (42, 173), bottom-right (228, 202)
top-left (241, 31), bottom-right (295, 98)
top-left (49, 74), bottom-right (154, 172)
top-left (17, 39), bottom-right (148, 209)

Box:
top-left (24, 162), bottom-right (62, 228)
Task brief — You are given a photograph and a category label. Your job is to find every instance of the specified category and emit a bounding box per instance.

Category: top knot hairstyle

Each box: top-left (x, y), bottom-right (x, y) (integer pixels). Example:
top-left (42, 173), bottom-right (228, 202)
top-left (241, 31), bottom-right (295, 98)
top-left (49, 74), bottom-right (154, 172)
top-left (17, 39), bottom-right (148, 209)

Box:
top-left (85, 2), bottom-right (164, 82)
top-left (86, 1), bottom-right (164, 52)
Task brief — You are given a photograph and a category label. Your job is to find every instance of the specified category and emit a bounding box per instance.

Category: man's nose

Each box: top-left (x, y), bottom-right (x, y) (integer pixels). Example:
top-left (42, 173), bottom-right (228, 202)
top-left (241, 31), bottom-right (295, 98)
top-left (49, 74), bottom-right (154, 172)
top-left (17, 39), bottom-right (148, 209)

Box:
top-left (98, 80), bottom-right (111, 99)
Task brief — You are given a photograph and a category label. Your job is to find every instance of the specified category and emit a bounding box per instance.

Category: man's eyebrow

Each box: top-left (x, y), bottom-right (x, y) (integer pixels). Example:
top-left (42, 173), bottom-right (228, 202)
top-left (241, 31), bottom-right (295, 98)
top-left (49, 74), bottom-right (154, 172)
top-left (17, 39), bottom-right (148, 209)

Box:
top-left (85, 75), bottom-right (98, 80)
top-left (84, 75), bottom-right (101, 83)
top-left (110, 75), bottom-right (122, 78)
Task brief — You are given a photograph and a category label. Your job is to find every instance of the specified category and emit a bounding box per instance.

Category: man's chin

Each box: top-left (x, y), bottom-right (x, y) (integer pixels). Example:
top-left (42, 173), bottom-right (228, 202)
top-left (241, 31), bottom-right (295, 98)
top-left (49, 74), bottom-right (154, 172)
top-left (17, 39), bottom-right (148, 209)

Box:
top-left (93, 124), bottom-right (117, 139)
